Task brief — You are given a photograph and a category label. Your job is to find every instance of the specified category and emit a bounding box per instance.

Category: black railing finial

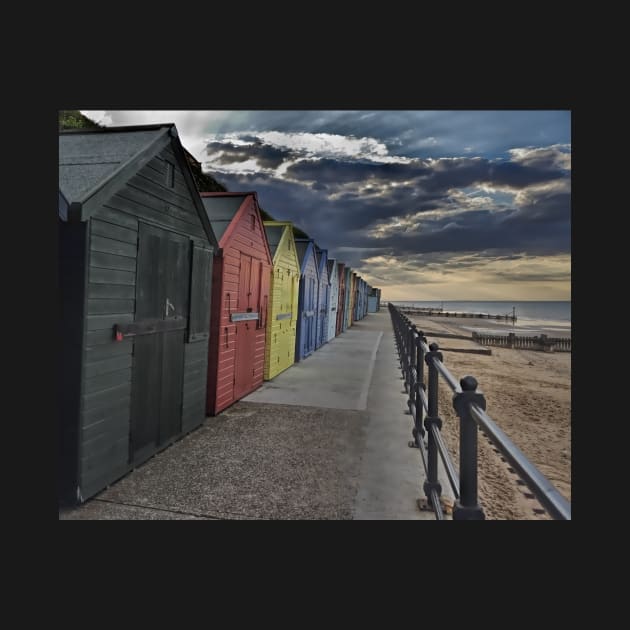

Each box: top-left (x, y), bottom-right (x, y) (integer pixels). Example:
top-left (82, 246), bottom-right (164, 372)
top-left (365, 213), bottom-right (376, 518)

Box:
top-left (460, 375), bottom-right (478, 391)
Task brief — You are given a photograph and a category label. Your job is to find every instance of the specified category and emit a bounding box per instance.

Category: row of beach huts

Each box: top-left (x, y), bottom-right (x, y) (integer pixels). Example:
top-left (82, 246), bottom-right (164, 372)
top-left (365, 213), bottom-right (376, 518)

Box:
top-left (59, 123), bottom-right (382, 505)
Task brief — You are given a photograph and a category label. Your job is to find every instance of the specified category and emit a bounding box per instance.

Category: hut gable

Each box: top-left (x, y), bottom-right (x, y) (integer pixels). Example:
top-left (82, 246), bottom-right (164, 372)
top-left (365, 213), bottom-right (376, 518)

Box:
top-left (262, 221), bottom-right (300, 380)
top-left (263, 224), bottom-right (286, 259)
top-left (344, 267), bottom-right (353, 330)
top-left (314, 245), bottom-right (330, 349)
top-left (326, 259), bottom-right (339, 342)
top-left (201, 192), bottom-right (273, 415)
top-left (336, 262), bottom-right (346, 336)
top-left (59, 124), bottom-right (217, 248)
top-left (294, 239), bottom-right (319, 361)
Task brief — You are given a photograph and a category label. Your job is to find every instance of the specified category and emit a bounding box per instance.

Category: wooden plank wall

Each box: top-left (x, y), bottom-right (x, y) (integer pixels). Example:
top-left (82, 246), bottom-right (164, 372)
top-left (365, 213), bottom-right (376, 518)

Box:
top-left (79, 145), bottom-right (210, 500)
top-left (315, 251), bottom-right (329, 349)
top-left (327, 262), bottom-right (339, 342)
top-left (295, 246), bottom-right (319, 361)
top-left (264, 228), bottom-right (300, 380)
top-left (208, 197), bottom-right (271, 414)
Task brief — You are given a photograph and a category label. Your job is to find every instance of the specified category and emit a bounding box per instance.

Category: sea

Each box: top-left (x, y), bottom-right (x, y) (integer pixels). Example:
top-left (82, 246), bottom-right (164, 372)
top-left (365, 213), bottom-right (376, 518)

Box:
top-left (388, 300), bottom-right (571, 337)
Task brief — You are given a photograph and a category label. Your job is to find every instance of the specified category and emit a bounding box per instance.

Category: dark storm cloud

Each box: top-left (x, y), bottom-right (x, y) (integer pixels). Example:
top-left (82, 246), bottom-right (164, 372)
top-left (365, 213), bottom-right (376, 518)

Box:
top-left (200, 126), bottom-right (570, 274)
top-left (285, 158), bottom-right (429, 183)
top-left (83, 110), bottom-right (571, 295)
top-left (206, 140), bottom-right (291, 169)
top-left (373, 211), bottom-right (570, 257)
top-left (501, 186), bottom-right (570, 224)
top-left (215, 166), bottom-right (570, 273)
top-left (207, 110), bottom-right (570, 159)
top-left (488, 161), bottom-right (566, 189)
top-left (284, 155), bottom-right (565, 192)
top-left (206, 137), bottom-right (567, 198)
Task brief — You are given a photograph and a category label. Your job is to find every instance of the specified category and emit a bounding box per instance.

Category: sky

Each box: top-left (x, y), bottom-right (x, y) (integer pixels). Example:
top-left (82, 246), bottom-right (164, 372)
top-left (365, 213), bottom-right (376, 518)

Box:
top-left (81, 110), bottom-right (571, 301)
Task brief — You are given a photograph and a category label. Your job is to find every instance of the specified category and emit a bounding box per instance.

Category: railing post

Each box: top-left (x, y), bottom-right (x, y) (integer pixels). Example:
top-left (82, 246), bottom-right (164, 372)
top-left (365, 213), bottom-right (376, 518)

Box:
top-left (415, 331), bottom-right (426, 441)
top-left (452, 376), bottom-right (486, 520)
top-left (407, 324), bottom-right (416, 400)
top-left (423, 342), bottom-right (443, 506)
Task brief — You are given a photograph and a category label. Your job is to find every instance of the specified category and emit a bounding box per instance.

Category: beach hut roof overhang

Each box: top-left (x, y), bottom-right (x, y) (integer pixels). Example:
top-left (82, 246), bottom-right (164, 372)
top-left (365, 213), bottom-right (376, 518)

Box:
top-left (59, 123), bottom-right (218, 250)
top-left (199, 191), bottom-right (272, 263)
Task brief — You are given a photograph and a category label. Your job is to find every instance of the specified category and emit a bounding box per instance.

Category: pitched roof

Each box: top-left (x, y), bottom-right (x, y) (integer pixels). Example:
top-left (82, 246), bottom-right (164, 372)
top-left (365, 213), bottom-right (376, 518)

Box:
top-left (314, 245), bottom-right (328, 279)
top-left (59, 125), bottom-right (169, 203)
top-left (295, 238), bottom-right (318, 276)
top-left (295, 240), bottom-right (310, 266)
top-left (58, 123), bottom-right (218, 249)
top-left (327, 258), bottom-right (337, 282)
top-left (263, 224), bottom-right (285, 258)
top-left (200, 194), bottom-right (248, 243)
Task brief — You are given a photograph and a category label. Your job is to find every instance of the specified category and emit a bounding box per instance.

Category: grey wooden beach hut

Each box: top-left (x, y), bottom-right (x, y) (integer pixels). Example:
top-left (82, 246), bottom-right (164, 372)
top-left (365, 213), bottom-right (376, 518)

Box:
top-left (59, 123), bottom-right (219, 505)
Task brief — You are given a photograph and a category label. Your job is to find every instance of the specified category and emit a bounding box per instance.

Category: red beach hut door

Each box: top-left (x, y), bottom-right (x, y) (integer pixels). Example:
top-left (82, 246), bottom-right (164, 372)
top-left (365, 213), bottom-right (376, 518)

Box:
top-left (234, 253), bottom-right (255, 399)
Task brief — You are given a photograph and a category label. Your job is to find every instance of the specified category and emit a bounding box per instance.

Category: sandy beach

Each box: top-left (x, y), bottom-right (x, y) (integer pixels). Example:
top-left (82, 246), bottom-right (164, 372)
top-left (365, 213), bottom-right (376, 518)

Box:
top-left (409, 314), bottom-right (571, 520)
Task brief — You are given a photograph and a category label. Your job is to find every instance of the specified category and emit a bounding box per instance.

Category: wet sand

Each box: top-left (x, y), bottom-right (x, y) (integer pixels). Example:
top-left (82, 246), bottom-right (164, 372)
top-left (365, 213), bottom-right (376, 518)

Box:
top-left (410, 315), bottom-right (571, 520)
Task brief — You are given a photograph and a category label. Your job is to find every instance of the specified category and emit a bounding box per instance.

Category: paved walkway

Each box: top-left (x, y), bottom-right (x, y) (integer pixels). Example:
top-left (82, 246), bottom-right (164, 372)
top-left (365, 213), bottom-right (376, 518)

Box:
top-left (243, 327), bottom-right (383, 410)
top-left (60, 310), bottom-right (453, 520)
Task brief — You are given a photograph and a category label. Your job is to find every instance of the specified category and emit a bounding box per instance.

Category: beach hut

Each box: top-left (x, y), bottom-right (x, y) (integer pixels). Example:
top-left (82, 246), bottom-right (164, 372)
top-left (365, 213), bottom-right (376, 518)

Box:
top-left (360, 278), bottom-right (366, 319)
top-left (368, 286), bottom-right (379, 313)
top-left (363, 282), bottom-right (370, 318)
top-left (343, 267), bottom-right (353, 331)
top-left (263, 221), bottom-right (300, 380)
top-left (326, 259), bottom-right (339, 342)
top-left (356, 276), bottom-right (364, 321)
top-left (358, 279), bottom-right (366, 319)
top-left (58, 123), bottom-right (219, 505)
top-left (201, 192), bottom-right (272, 416)
top-left (314, 245), bottom-right (330, 349)
top-left (350, 272), bottom-right (358, 325)
top-left (336, 262), bottom-right (346, 336)
top-left (294, 238), bottom-right (319, 361)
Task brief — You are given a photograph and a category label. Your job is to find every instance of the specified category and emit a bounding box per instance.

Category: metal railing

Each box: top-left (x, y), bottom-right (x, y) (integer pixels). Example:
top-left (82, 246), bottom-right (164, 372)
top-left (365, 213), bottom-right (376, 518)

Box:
top-left (388, 303), bottom-right (571, 520)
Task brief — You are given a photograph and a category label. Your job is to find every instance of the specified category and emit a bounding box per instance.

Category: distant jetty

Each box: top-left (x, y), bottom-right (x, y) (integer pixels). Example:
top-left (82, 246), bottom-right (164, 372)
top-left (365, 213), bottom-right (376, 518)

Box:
top-left (395, 305), bottom-right (517, 323)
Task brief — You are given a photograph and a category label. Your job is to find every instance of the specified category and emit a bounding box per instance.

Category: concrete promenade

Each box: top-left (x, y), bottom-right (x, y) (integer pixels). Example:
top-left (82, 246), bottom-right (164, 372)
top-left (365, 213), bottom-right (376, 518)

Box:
top-left (60, 310), bottom-right (453, 520)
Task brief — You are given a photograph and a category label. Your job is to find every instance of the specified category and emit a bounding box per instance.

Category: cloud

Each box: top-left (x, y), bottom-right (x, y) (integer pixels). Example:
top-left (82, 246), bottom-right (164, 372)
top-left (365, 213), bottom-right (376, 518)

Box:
top-left (358, 251), bottom-right (571, 300)
top-left (508, 144), bottom-right (571, 171)
top-left (78, 110), bottom-right (570, 299)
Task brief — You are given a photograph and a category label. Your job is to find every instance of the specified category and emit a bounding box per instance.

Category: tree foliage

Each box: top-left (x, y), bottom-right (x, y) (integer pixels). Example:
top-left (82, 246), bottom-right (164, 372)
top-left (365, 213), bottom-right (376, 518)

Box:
top-left (59, 110), bottom-right (102, 130)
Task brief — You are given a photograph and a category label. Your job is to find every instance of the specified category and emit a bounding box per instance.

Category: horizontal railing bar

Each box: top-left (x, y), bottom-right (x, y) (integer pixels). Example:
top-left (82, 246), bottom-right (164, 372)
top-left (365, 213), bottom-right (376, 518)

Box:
top-left (430, 356), bottom-right (460, 393)
top-left (469, 403), bottom-right (571, 520)
top-left (418, 387), bottom-right (428, 414)
top-left (430, 488), bottom-right (444, 520)
top-left (430, 423), bottom-right (460, 499)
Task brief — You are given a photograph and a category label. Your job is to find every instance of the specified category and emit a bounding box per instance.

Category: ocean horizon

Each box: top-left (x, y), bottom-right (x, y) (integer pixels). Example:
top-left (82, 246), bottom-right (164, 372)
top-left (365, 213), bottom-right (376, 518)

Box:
top-left (388, 300), bottom-right (571, 337)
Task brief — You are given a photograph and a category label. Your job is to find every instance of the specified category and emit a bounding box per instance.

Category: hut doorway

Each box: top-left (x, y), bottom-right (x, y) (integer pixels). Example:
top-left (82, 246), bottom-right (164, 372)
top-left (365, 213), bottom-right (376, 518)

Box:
top-left (234, 252), bottom-right (261, 399)
top-left (129, 223), bottom-right (190, 464)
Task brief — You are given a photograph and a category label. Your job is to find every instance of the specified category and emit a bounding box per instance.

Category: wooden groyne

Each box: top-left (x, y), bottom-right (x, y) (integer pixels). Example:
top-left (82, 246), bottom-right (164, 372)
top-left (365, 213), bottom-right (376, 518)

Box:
top-left (397, 306), bottom-right (516, 322)
top-left (472, 332), bottom-right (571, 352)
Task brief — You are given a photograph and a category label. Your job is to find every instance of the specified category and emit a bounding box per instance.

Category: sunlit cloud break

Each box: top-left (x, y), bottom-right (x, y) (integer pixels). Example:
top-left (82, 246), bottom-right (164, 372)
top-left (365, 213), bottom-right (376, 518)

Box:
top-left (203, 130), bottom-right (413, 175)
